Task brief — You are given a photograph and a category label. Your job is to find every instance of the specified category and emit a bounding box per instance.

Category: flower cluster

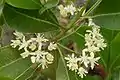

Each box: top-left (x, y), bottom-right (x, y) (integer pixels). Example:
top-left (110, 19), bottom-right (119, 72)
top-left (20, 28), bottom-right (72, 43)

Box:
top-left (65, 19), bottom-right (107, 78)
top-left (11, 31), bottom-right (57, 69)
top-left (58, 3), bottom-right (77, 17)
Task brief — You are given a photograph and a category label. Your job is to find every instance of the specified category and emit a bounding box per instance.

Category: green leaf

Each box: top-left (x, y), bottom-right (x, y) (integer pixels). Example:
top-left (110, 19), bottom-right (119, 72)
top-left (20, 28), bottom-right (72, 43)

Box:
top-left (109, 32), bottom-right (120, 71)
top-left (93, 13), bottom-right (120, 30)
top-left (94, 0), bottom-right (120, 14)
top-left (39, 10), bottom-right (59, 26)
top-left (5, 0), bottom-right (41, 9)
top-left (97, 28), bottom-right (120, 73)
top-left (0, 77), bottom-right (13, 80)
top-left (0, 46), bottom-right (34, 80)
top-left (56, 57), bottom-right (69, 80)
top-left (112, 70), bottom-right (120, 80)
top-left (99, 28), bottom-right (118, 68)
top-left (3, 5), bottom-right (59, 33)
top-left (93, 0), bottom-right (120, 30)
top-left (56, 47), bottom-right (70, 80)
top-left (40, 0), bottom-right (59, 14)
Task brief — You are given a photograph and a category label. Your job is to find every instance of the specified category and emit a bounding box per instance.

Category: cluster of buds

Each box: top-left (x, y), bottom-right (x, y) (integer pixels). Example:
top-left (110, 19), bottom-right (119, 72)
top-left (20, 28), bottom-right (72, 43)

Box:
top-left (65, 19), bottom-right (107, 78)
top-left (58, 0), bottom-right (86, 18)
top-left (11, 31), bottom-right (57, 69)
top-left (58, 3), bottom-right (77, 17)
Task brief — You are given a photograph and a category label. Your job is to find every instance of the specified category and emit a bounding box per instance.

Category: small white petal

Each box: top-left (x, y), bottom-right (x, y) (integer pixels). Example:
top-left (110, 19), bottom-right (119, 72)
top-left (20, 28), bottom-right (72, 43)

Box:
top-left (78, 67), bottom-right (88, 78)
top-left (31, 56), bottom-right (36, 63)
top-left (29, 43), bottom-right (37, 51)
top-left (88, 52), bottom-right (100, 69)
top-left (46, 53), bottom-right (54, 62)
top-left (48, 42), bottom-right (57, 51)
top-left (58, 5), bottom-right (68, 17)
top-left (19, 37), bottom-right (29, 50)
top-left (20, 51), bottom-right (30, 58)
top-left (11, 40), bottom-right (21, 48)
top-left (80, 49), bottom-right (89, 67)
top-left (64, 4), bottom-right (76, 16)
top-left (13, 31), bottom-right (24, 39)
top-left (65, 54), bottom-right (79, 71)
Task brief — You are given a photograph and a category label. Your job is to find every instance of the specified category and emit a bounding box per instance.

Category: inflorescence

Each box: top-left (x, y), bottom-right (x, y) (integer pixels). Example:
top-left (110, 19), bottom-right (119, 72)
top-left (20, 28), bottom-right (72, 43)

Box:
top-left (65, 19), bottom-right (107, 78)
top-left (11, 32), bottom-right (57, 69)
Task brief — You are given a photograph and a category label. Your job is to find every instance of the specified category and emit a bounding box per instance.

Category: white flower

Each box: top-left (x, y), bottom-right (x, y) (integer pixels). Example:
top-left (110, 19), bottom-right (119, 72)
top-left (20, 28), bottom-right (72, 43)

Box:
top-left (58, 5), bottom-right (68, 17)
top-left (13, 31), bottom-right (24, 40)
top-left (87, 45), bottom-right (100, 53)
top-left (11, 40), bottom-right (21, 48)
top-left (95, 39), bottom-right (107, 50)
top-left (64, 4), bottom-right (76, 15)
top-left (91, 26), bottom-right (102, 39)
top-left (85, 22), bottom-right (107, 52)
top-left (88, 18), bottom-right (96, 26)
top-left (39, 56), bottom-right (48, 69)
top-left (11, 31), bottom-right (55, 69)
top-left (30, 50), bottom-right (54, 69)
top-left (85, 33), bottom-right (93, 46)
top-left (39, 51), bottom-right (53, 69)
top-left (36, 33), bottom-right (49, 42)
top-left (29, 43), bottom-right (37, 51)
top-left (88, 52), bottom-right (100, 69)
top-left (80, 49), bottom-right (89, 67)
top-left (65, 54), bottom-right (78, 71)
top-left (36, 33), bottom-right (48, 50)
top-left (46, 53), bottom-right (54, 62)
top-left (48, 42), bottom-right (57, 51)
top-left (58, 4), bottom-right (76, 17)
top-left (77, 67), bottom-right (88, 78)
top-left (27, 38), bottom-right (37, 51)
top-left (19, 37), bottom-right (29, 50)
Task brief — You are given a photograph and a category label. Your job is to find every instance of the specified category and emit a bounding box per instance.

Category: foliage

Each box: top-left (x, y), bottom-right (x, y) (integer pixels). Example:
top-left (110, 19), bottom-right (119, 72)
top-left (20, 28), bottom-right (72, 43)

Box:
top-left (0, 0), bottom-right (120, 80)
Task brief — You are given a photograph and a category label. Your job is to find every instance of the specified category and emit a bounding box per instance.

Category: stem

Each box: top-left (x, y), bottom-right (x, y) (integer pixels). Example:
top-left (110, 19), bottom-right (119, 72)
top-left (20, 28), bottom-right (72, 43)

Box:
top-left (75, 72), bottom-right (79, 80)
top-left (58, 22), bottom-right (85, 41)
top-left (76, 0), bottom-right (102, 24)
top-left (53, 0), bottom-right (101, 42)
top-left (75, 32), bottom-right (84, 38)
top-left (57, 43), bottom-right (76, 53)
top-left (52, 7), bottom-right (86, 42)
top-left (91, 12), bottom-right (120, 18)
top-left (84, 0), bottom-right (102, 16)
